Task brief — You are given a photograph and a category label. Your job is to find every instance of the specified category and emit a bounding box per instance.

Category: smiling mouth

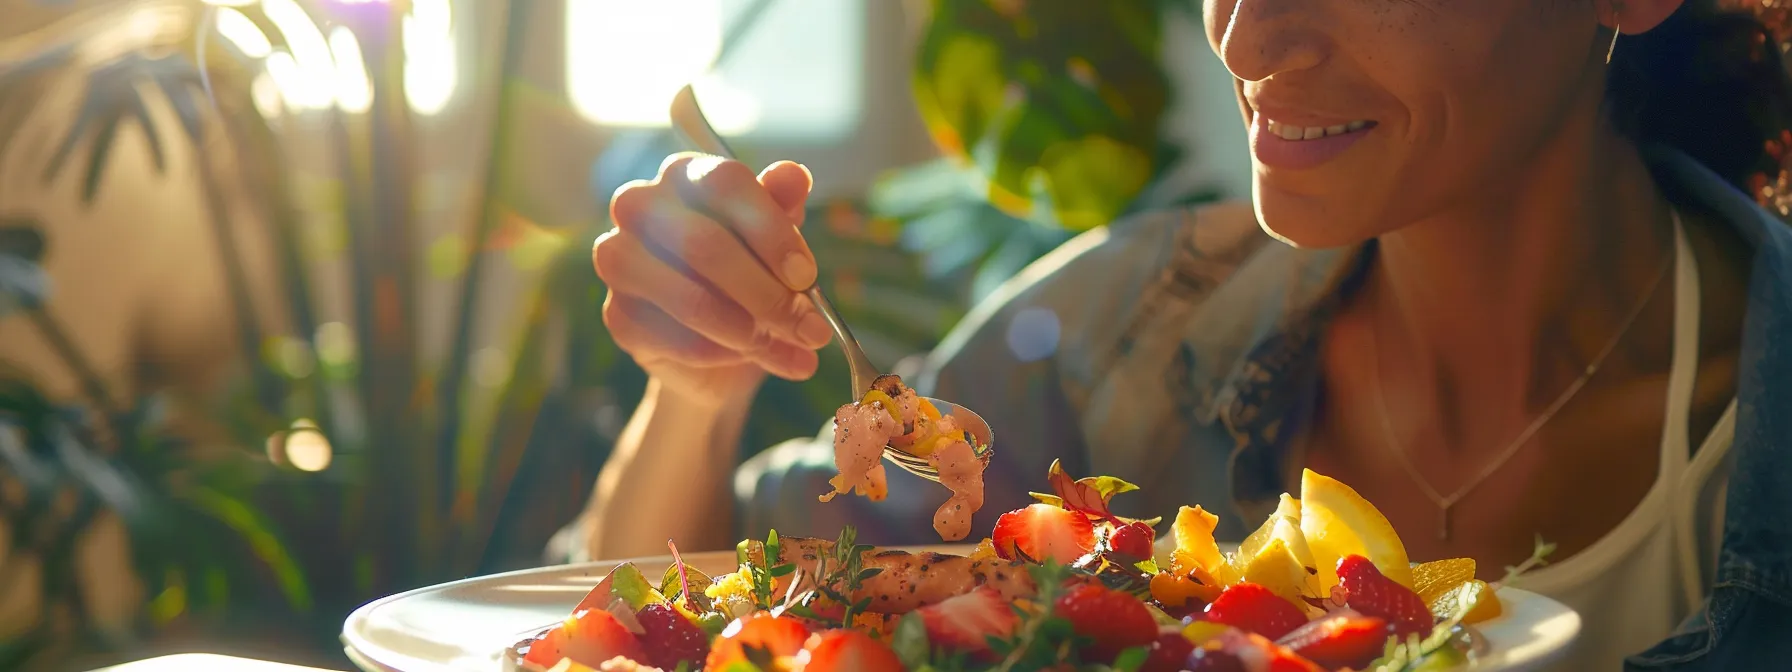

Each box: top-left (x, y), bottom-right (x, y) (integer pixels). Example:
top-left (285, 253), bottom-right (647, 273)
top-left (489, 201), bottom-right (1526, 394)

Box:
top-left (1264, 119), bottom-right (1375, 141)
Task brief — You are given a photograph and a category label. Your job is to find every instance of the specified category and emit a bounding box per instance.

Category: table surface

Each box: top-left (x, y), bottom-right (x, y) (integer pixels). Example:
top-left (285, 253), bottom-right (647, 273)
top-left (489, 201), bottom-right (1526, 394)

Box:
top-left (92, 653), bottom-right (345, 672)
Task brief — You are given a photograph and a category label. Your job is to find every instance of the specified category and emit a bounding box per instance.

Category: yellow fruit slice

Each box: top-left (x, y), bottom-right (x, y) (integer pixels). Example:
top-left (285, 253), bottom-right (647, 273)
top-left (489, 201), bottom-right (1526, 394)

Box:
top-left (1412, 557), bottom-right (1477, 605)
top-left (1182, 620), bottom-right (1232, 646)
top-left (1429, 579), bottom-right (1502, 624)
top-left (917, 397), bottom-right (942, 420)
top-left (1231, 494), bottom-right (1301, 567)
top-left (1300, 469), bottom-right (1413, 592)
top-left (859, 390), bottom-right (902, 424)
top-left (1172, 506), bottom-right (1241, 586)
top-left (1240, 538), bottom-right (1316, 606)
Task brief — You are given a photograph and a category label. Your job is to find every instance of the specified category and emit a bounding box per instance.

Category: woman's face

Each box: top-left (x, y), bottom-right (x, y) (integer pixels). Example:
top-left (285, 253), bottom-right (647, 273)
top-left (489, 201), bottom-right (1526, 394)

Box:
top-left (1203, 0), bottom-right (1619, 248)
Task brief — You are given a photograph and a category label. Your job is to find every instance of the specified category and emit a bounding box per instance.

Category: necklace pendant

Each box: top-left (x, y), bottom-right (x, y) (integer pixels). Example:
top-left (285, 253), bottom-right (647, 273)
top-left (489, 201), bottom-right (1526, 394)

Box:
top-left (1438, 506), bottom-right (1452, 541)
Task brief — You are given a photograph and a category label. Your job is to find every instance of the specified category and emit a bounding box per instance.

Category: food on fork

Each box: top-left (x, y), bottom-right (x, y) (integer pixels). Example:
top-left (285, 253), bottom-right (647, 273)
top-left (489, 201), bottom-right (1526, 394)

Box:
top-left (512, 465), bottom-right (1548, 672)
top-left (819, 374), bottom-right (989, 542)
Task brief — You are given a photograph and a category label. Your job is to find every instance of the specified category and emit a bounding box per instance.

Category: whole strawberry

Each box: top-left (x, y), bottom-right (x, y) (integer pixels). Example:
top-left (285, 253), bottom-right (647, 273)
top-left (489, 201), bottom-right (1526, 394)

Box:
top-left (1201, 582), bottom-right (1309, 641)
top-left (635, 603), bottom-right (709, 670)
top-left (1107, 521), bottom-right (1156, 560)
top-left (1053, 582), bottom-right (1159, 663)
top-left (1337, 555), bottom-right (1434, 638)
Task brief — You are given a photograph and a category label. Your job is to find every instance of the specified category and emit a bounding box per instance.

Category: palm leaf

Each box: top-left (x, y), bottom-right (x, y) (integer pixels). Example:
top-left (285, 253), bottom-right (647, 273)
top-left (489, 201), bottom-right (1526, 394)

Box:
top-left (0, 219), bottom-right (49, 318)
top-left (35, 53), bottom-right (206, 204)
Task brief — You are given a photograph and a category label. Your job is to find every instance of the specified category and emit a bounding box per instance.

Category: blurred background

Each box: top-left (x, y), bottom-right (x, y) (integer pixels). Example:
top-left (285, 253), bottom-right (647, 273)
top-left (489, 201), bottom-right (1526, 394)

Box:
top-left (0, 0), bottom-right (1261, 669)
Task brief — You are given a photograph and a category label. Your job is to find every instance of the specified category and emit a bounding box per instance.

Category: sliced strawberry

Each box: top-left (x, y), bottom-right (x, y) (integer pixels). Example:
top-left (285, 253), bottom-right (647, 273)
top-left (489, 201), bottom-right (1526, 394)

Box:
top-left (916, 587), bottom-right (1020, 654)
top-left (801, 629), bottom-right (905, 672)
top-left (1337, 555), bottom-right (1434, 638)
top-left (706, 613), bottom-right (812, 670)
top-left (1052, 582), bottom-right (1158, 663)
top-left (522, 609), bottom-right (646, 669)
top-left (635, 603), bottom-right (709, 670)
top-left (1202, 629), bottom-right (1325, 672)
top-left (1202, 582), bottom-right (1309, 641)
top-left (1141, 631), bottom-right (1196, 672)
top-left (992, 503), bottom-right (1096, 564)
top-left (1277, 610), bottom-right (1389, 671)
top-left (1107, 521), bottom-right (1156, 561)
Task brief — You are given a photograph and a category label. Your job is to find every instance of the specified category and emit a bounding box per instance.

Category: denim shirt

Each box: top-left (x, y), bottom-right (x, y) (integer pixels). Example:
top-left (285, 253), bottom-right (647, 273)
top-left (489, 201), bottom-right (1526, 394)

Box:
top-left (732, 147), bottom-right (1792, 669)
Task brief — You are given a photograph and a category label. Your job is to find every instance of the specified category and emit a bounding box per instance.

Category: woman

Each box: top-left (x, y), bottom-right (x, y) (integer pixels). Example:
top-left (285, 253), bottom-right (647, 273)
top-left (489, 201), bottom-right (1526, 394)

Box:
top-left (578, 0), bottom-right (1792, 668)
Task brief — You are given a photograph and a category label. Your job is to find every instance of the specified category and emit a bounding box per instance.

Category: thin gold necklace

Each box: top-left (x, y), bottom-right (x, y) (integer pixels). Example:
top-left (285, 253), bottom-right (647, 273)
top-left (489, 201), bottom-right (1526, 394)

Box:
top-left (1368, 213), bottom-right (1679, 541)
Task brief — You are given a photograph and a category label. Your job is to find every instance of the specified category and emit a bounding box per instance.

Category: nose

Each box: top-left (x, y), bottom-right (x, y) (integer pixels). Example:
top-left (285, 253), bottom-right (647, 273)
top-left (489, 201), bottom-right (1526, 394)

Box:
top-left (1211, 0), bottom-right (1325, 82)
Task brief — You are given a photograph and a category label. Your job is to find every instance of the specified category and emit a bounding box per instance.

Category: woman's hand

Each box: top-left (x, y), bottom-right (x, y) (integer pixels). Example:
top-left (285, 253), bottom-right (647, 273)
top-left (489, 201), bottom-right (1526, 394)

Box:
top-left (594, 153), bottom-right (832, 407)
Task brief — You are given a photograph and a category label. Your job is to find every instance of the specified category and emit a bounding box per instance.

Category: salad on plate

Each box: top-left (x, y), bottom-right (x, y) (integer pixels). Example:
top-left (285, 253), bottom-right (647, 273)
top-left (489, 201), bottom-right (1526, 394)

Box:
top-left (506, 445), bottom-right (1555, 672)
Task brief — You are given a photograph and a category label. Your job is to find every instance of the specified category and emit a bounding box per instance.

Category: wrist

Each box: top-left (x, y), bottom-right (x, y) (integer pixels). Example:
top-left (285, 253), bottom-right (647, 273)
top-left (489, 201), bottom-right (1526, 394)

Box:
top-left (648, 375), bottom-right (760, 417)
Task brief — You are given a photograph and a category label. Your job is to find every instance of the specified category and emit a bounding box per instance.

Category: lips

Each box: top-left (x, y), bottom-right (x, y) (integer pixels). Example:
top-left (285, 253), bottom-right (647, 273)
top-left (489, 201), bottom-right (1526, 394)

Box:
top-left (1249, 113), bottom-right (1376, 170)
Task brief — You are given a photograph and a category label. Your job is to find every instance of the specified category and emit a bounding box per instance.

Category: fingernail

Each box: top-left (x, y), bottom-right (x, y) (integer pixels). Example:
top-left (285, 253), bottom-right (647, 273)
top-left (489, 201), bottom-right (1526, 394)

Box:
top-left (782, 253), bottom-right (817, 290)
top-left (797, 311), bottom-right (833, 347)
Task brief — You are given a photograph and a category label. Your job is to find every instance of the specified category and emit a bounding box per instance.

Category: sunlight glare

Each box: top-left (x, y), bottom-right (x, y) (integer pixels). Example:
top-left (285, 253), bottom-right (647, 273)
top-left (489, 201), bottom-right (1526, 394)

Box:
top-left (214, 8), bottom-right (272, 58)
top-left (403, 0), bottom-right (458, 115)
top-left (251, 71), bottom-right (284, 117)
top-left (263, 50), bottom-right (310, 110)
top-left (261, 0), bottom-right (335, 109)
top-left (328, 27), bottom-right (374, 113)
top-left (566, 0), bottom-right (756, 132)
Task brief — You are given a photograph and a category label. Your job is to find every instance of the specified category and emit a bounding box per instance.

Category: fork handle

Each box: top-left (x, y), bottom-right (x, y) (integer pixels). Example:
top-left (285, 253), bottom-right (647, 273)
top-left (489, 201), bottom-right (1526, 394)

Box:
top-left (806, 286), bottom-right (878, 398)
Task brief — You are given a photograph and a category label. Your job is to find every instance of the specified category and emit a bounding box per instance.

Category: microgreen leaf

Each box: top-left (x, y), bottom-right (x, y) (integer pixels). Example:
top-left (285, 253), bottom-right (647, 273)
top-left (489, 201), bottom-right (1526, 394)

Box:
top-left (891, 612), bottom-right (931, 669)
top-left (1112, 646), bottom-right (1149, 672)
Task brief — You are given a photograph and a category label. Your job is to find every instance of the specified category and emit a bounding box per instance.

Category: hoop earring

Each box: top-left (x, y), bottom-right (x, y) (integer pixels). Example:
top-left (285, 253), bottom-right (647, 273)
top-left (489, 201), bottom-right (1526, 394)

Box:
top-left (1606, 24), bottom-right (1621, 64)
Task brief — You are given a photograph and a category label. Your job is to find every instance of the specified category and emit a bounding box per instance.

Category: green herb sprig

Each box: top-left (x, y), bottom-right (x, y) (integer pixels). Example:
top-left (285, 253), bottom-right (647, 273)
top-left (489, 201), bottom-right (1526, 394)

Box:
top-left (747, 529), bottom-right (797, 610)
top-left (984, 562), bottom-right (1084, 671)
top-left (779, 526), bottom-right (885, 628)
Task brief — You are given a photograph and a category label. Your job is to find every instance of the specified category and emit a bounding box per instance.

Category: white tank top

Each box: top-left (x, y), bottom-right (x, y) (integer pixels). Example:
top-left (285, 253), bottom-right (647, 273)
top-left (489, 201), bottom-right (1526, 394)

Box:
top-left (1518, 213), bottom-right (1739, 670)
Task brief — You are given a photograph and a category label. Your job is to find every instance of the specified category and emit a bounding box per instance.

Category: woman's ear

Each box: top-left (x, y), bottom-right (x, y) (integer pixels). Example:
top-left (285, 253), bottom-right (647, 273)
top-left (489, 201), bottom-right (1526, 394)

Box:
top-left (1613, 0), bottom-right (1687, 34)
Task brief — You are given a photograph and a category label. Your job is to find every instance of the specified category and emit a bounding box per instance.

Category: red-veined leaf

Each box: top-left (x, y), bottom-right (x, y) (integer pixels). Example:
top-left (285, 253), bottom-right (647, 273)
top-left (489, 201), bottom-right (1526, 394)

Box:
top-left (1046, 459), bottom-right (1115, 522)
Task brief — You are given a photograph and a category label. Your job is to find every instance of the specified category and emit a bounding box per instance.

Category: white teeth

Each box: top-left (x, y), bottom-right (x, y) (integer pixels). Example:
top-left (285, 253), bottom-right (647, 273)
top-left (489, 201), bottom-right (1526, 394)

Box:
top-left (1265, 119), bottom-right (1372, 141)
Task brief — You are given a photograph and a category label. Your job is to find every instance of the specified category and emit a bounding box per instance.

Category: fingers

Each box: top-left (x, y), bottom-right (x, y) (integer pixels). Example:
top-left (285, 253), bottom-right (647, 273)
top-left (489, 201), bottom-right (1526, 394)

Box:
top-left (601, 154), bottom-right (828, 381)
top-left (603, 293), bottom-right (819, 380)
top-left (662, 154), bottom-right (819, 291)
top-left (593, 229), bottom-right (826, 376)
top-left (759, 160), bottom-right (813, 223)
top-left (593, 228), bottom-right (760, 351)
top-left (607, 188), bottom-right (831, 349)
top-left (602, 293), bottom-right (742, 368)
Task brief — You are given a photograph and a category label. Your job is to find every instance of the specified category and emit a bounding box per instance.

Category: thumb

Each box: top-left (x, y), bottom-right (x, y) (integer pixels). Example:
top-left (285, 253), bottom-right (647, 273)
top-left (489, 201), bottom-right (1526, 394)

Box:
top-left (758, 161), bottom-right (813, 224)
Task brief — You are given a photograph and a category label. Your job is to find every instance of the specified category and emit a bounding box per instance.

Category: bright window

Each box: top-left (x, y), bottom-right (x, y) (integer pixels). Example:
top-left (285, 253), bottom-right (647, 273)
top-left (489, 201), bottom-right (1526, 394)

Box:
top-left (565, 0), bottom-right (863, 139)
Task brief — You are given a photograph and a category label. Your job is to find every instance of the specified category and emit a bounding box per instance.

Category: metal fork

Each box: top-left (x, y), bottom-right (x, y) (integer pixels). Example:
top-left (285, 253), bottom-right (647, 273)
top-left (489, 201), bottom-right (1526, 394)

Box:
top-left (667, 84), bottom-right (993, 482)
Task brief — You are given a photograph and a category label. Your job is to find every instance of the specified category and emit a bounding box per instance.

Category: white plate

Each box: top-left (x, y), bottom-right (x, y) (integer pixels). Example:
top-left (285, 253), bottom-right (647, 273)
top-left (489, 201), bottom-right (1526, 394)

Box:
top-left (342, 545), bottom-right (1579, 671)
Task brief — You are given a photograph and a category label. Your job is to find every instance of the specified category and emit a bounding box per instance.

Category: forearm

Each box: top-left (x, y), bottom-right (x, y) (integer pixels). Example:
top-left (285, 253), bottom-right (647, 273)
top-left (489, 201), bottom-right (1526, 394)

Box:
top-left (581, 378), bottom-right (755, 559)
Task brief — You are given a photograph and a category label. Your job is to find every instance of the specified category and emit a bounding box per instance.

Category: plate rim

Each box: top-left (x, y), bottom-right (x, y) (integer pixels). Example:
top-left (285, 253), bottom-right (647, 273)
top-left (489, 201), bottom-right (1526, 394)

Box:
top-left (342, 546), bottom-right (1580, 672)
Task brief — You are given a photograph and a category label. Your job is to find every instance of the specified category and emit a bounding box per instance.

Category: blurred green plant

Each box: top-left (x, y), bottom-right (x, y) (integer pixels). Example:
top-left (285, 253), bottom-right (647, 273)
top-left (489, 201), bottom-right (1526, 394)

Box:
top-left (0, 0), bottom-right (1212, 667)
top-left (910, 0), bottom-right (1194, 231)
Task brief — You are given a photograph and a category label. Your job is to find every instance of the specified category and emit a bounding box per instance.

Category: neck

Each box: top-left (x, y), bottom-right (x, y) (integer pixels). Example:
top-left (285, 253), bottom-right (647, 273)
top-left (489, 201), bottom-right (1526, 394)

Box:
top-left (1367, 120), bottom-right (1675, 436)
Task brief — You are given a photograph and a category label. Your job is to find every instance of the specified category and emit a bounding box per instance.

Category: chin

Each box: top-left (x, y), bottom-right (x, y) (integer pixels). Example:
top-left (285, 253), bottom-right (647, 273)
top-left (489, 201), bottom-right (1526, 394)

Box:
top-left (1250, 179), bottom-right (1382, 250)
